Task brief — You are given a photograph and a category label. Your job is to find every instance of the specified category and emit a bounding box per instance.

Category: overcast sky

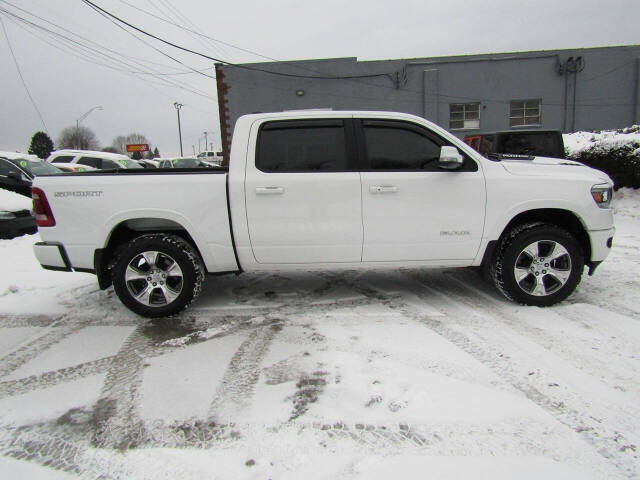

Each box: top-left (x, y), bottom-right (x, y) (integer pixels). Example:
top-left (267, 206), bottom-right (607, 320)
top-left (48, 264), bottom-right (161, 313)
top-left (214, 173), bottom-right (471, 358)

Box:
top-left (1, 0), bottom-right (639, 157)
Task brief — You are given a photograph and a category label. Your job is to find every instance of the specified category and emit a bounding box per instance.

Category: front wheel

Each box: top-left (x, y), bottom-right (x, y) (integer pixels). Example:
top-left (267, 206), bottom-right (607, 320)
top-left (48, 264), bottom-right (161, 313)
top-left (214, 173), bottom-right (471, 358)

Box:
top-left (492, 224), bottom-right (584, 306)
top-left (112, 234), bottom-right (204, 318)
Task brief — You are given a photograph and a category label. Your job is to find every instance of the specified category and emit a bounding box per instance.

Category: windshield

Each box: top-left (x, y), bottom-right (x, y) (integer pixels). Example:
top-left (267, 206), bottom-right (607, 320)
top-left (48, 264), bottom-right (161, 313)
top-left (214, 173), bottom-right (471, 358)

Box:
top-left (172, 158), bottom-right (201, 168)
top-left (11, 159), bottom-right (62, 176)
top-left (118, 159), bottom-right (144, 169)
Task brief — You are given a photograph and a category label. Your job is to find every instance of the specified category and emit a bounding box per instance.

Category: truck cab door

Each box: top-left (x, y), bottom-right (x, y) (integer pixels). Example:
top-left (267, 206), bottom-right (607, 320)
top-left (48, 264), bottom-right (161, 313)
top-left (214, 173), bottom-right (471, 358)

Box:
top-left (358, 119), bottom-right (486, 262)
top-left (244, 118), bottom-right (363, 264)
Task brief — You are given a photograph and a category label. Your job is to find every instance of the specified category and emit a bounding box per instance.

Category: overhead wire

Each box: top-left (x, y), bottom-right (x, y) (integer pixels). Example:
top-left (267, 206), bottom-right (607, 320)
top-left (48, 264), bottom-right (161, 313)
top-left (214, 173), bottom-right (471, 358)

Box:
top-left (0, 15), bottom-right (48, 133)
top-left (83, 0), bottom-right (639, 108)
top-left (0, 4), bottom-right (218, 102)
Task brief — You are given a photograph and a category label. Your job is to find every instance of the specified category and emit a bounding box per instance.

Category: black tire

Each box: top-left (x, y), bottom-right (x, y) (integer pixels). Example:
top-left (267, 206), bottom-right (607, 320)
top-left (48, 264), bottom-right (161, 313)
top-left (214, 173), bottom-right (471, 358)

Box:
top-left (112, 234), bottom-right (205, 318)
top-left (492, 223), bottom-right (584, 307)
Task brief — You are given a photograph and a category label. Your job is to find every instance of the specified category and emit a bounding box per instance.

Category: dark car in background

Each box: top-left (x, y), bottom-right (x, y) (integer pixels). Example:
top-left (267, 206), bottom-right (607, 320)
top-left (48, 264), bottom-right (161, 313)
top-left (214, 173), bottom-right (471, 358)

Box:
top-left (463, 130), bottom-right (566, 159)
top-left (0, 187), bottom-right (36, 239)
top-left (0, 156), bottom-right (62, 196)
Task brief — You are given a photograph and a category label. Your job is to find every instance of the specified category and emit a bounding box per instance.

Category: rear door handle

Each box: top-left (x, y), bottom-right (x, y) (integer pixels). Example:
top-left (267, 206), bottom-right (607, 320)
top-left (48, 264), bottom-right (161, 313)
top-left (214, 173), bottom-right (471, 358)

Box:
top-left (370, 185), bottom-right (398, 194)
top-left (255, 186), bottom-right (285, 195)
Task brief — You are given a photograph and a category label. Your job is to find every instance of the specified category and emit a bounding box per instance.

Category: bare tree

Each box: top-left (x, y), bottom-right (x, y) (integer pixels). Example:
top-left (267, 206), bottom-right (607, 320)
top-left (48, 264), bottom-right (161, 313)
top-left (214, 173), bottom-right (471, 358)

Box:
top-left (57, 125), bottom-right (100, 150)
top-left (111, 133), bottom-right (150, 155)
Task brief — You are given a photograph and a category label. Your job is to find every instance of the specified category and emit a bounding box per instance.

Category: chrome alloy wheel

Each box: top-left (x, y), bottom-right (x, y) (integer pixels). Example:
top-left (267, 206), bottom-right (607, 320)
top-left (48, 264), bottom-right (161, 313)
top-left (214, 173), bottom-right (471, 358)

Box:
top-left (513, 240), bottom-right (572, 297)
top-left (125, 250), bottom-right (184, 307)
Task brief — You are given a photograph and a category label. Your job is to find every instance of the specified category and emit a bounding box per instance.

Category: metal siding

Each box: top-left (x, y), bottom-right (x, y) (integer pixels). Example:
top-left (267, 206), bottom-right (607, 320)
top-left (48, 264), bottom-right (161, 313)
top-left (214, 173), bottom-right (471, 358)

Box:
top-left (218, 45), bottom-right (640, 145)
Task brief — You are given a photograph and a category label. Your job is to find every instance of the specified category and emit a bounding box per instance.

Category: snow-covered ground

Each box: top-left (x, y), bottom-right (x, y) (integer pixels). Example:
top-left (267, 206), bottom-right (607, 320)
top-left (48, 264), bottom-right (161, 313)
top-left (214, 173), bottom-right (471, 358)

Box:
top-left (0, 190), bottom-right (639, 479)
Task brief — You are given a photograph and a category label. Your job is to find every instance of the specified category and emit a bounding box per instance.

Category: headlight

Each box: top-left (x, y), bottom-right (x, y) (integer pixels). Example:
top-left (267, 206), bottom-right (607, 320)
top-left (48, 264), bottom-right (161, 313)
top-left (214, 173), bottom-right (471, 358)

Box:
top-left (591, 184), bottom-right (613, 209)
top-left (0, 211), bottom-right (16, 220)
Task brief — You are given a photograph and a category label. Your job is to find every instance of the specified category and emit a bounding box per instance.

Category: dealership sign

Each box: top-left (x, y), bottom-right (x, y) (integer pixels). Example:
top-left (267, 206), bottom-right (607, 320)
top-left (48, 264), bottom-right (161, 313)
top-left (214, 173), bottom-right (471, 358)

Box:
top-left (126, 144), bottom-right (149, 152)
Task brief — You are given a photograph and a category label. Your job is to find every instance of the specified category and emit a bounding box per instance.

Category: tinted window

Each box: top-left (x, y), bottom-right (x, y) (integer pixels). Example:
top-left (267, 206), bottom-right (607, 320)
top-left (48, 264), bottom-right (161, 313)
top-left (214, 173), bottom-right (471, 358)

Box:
top-left (257, 120), bottom-right (348, 172)
top-left (364, 124), bottom-right (442, 170)
top-left (497, 132), bottom-right (563, 158)
top-left (77, 157), bottom-right (101, 168)
top-left (102, 159), bottom-right (122, 169)
top-left (0, 158), bottom-right (21, 176)
top-left (9, 159), bottom-right (61, 176)
top-left (51, 155), bottom-right (74, 163)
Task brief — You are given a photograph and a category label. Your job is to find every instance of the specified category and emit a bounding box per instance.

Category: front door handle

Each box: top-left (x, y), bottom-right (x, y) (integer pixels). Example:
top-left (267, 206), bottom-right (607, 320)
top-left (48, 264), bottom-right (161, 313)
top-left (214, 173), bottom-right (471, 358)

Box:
top-left (370, 185), bottom-right (398, 194)
top-left (255, 186), bottom-right (285, 195)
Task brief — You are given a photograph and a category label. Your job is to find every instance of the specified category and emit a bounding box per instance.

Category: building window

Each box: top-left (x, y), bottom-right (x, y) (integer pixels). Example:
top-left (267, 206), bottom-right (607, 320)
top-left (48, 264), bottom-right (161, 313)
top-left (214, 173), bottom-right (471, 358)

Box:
top-left (449, 103), bottom-right (480, 130)
top-left (510, 99), bottom-right (541, 127)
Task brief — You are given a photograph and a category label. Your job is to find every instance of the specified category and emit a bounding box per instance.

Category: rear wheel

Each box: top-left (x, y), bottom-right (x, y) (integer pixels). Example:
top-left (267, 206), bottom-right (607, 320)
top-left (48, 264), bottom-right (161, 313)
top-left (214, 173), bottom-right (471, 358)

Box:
top-left (112, 234), bottom-right (204, 318)
top-left (492, 224), bottom-right (584, 306)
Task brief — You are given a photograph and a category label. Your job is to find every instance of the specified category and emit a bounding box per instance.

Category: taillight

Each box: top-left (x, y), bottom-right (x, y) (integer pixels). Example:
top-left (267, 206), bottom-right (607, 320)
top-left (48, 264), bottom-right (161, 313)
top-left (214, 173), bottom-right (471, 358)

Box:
top-left (31, 187), bottom-right (56, 227)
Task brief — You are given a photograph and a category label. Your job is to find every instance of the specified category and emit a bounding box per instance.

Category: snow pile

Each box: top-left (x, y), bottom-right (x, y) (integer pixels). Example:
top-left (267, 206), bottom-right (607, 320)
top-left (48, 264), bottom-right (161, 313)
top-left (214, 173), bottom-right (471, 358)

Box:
top-left (612, 187), bottom-right (640, 218)
top-left (564, 125), bottom-right (640, 157)
top-left (0, 188), bottom-right (32, 212)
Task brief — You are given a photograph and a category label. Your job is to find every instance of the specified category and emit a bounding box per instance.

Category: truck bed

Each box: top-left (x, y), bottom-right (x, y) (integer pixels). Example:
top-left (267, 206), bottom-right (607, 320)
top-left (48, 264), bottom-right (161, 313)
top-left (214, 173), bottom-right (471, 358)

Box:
top-left (32, 169), bottom-right (238, 274)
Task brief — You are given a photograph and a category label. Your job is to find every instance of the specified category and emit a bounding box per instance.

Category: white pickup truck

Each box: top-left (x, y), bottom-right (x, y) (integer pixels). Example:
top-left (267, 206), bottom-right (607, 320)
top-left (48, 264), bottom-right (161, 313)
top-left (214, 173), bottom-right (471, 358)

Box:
top-left (31, 111), bottom-right (615, 317)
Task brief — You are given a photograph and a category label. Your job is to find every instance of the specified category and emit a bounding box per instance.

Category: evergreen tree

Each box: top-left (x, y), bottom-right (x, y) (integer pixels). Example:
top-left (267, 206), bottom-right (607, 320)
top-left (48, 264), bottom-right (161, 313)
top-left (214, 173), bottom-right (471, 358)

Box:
top-left (28, 131), bottom-right (54, 159)
top-left (153, 146), bottom-right (160, 158)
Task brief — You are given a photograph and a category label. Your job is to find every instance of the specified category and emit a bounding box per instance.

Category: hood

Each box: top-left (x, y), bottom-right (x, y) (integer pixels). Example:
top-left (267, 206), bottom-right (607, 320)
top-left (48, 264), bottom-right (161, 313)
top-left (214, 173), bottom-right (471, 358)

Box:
top-left (501, 156), bottom-right (611, 183)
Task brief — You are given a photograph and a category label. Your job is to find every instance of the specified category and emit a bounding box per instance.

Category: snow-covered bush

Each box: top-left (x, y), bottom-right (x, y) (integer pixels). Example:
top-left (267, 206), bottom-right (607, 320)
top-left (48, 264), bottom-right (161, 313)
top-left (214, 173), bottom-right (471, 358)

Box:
top-left (564, 126), bottom-right (640, 189)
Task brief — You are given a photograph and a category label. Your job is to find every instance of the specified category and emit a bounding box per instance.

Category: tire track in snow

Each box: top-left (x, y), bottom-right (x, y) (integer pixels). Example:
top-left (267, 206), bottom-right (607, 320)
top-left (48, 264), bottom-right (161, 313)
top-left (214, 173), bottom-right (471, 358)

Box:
top-left (0, 357), bottom-right (114, 399)
top-left (402, 270), bottom-right (638, 478)
top-left (207, 322), bottom-right (282, 422)
top-left (91, 325), bottom-right (153, 449)
top-left (0, 320), bottom-right (84, 379)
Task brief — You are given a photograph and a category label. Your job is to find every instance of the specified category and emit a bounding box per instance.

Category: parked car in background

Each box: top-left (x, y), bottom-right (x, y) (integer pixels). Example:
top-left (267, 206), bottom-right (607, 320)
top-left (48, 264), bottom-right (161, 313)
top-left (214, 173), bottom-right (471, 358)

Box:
top-left (0, 151), bottom-right (39, 161)
top-left (0, 156), bottom-right (62, 197)
top-left (138, 159), bottom-right (159, 169)
top-left (463, 130), bottom-right (566, 159)
top-left (0, 186), bottom-right (36, 239)
top-left (53, 164), bottom-right (98, 173)
top-left (197, 150), bottom-right (223, 166)
top-left (47, 150), bottom-right (143, 170)
top-left (157, 157), bottom-right (212, 168)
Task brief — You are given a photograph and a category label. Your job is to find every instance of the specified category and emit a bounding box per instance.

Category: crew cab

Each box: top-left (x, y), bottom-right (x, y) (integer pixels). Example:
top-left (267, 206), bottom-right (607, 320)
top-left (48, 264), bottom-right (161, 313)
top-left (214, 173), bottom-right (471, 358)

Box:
top-left (31, 111), bottom-right (615, 317)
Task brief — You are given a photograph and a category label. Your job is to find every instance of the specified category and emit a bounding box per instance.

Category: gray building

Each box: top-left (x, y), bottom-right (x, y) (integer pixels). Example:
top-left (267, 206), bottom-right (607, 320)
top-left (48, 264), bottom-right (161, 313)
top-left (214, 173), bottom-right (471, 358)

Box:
top-left (215, 45), bottom-right (640, 160)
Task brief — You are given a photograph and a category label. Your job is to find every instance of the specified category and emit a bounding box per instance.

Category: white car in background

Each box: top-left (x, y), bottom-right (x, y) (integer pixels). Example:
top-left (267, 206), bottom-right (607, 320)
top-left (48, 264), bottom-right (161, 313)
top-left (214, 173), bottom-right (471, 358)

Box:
top-left (196, 150), bottom-right (223, 166)
top-left (46, 150), bottom-right (143, 170)
top-left (157, 157), bottom-right (211, 168)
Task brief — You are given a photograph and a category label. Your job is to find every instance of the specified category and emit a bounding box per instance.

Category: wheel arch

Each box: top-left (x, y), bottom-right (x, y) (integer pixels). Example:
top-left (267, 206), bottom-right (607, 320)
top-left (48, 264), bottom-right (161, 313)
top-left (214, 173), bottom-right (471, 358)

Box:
top-left (491, 208), bottom-right (591, 267)
top-left (94, 218), bottom-right (205, 290)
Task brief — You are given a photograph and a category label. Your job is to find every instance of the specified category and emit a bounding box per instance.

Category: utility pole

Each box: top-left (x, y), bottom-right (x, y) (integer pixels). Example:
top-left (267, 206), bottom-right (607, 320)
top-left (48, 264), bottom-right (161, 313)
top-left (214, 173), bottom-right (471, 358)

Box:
top-left (192, 145), bottom-right (195, 155)
top-left (203, 131), bottom-right (209, 152)
top-left (173, 102), bottom-right (183, 156)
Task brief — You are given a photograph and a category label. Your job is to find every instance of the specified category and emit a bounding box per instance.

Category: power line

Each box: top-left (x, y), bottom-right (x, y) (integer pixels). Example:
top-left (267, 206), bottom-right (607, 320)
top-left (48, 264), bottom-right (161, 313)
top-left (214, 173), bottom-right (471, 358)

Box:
top-left (85, 2), bottom-right (216, 80)
top-left (0, 5), bottom-right (218, 102)
top-left (83, 0), bottom-right (639, 108)
top-left (0, 15), bottom-right (48, 133)
top-left (82, 0), bottom-right (394, 81)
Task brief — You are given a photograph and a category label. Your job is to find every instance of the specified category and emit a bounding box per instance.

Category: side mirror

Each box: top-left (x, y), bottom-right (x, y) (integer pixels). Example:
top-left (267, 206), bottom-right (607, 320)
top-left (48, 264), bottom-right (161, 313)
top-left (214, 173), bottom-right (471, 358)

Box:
top-left (7, 171), bottom-right (27, 183)
top-left (438, 146), bottom-right (464, 170)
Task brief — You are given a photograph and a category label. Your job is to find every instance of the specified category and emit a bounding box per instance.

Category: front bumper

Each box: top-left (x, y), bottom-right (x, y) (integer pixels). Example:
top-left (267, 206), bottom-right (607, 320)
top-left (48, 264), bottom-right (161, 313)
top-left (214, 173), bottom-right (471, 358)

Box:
top-left (33, 242), bottom-right (72, 272)
top-left (588, 227), bottom-right (615, 268)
